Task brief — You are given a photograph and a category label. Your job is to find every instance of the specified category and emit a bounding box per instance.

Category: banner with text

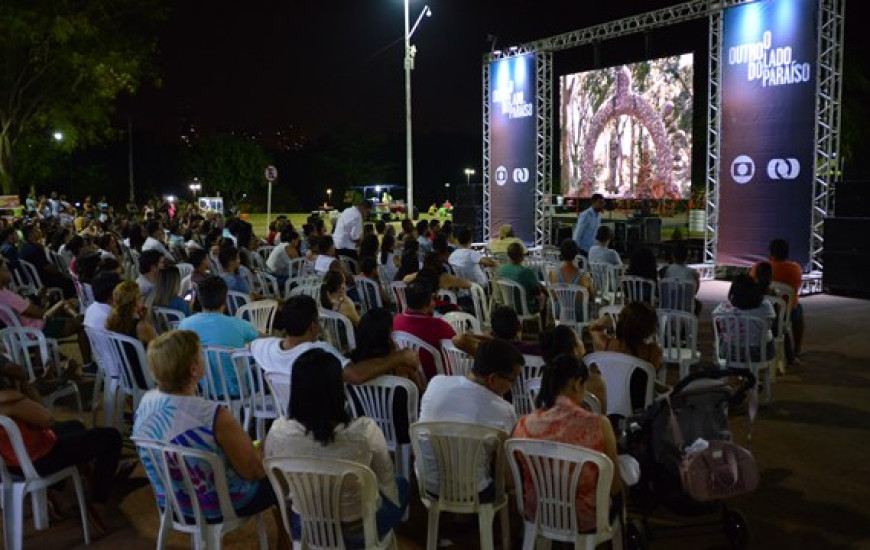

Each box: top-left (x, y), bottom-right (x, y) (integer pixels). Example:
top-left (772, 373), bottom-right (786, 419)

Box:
top-left (490, 54), bottom-right (536, 243)
top-left (719, 0), bottom-right (817, 267)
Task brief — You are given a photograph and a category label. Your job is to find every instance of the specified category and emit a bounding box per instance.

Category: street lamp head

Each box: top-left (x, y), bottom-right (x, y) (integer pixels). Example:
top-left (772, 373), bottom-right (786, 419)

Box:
top-left (53, 131), bottom-right (64, 142)
top-left (425, 6), bottom-right (432, 17)
top-left (464, 168), bottom-right (475, 176)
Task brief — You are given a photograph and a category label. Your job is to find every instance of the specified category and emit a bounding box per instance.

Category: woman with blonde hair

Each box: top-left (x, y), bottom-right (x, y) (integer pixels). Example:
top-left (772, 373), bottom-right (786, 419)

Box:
top-left (151, 266), bottom-right (191, 316)
top-left (106, 281), bottom-right (158, 346)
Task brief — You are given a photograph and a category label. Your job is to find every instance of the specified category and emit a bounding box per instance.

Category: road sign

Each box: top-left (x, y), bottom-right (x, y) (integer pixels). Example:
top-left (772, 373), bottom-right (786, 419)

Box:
top-left (264, 165), bottom-right (278, 182)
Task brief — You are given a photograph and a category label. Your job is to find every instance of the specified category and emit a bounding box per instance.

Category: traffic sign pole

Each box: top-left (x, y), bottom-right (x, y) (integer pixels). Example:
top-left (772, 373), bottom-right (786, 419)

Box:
top-left (264, 165), bottom-right (278, 228)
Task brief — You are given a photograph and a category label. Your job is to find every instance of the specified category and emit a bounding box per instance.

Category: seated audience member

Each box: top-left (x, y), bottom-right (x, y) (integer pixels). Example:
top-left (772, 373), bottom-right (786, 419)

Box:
top-left (539, 325), bottom-right (608, 414)
top-left (141, 220), bottom-right (173, 260)
top-left (659, 240), bottom-right (701, 315)
top-left (106, 281), bottom-right (158, 347)
top-left (136, 249), bottom-right (165, 300)
top-left (188, 248), bottom-right (211, 286)
top-left (588, 301), bottom-right (663, 411)
top-left (266, 227), bottom-right (301, 283)
top-left (548, 239), bottom-right (596, 312)
top-left (448, 226), bottom-right (496, 287)
top-left (712, 274), bottom-right (776, 360)
top-left (750, 238), bottom-right (804, 359)
top-left (250, 295), bottom-right (421, 411)
top-left (512, 354), bottom-right (622, 532)
top-left (418, 339), bottom-right (523, 498)
top-left (588, 226), bottom-right (622, 266)
top-left (496, 242), bottom-right (546, 314)
top-left (394, 239), bottom-right (420, 282)
top-left (265, 348), bottom-right (409, 545)
top-left (219, 245), bottom-right (252, 295)
top-left (133, 331), bottom-right (287, 547)
top-left (0, 259), bottom-right (91, 364)
top-left (358, 256), bottom-right (391, 307)
top-left (491, 306), bottom-right (542, 356)
top-left (379, 233), bottom-right (400, 283)
top-left (625, 247), bottom-right (659, 303)
top-left (178, 276), bottom-right (258, 349)
top-left (19, 225), bottom-right (76, 298)
top-left (320, 270), bottom-right (360, 327)
top-left (358, 233), bottom-right (380, 264)
top-left (489, 224), bottom-right (526, 256)
top-left (151, 265), bottom-right (191, 317)
top-left (415, 220), bottom-right (433, 254)
top-left (84, 270), bottom-right (122, 330)
top-left (1, 227), bottom-right (21, 271)
top-left (1, 373), bottom-right (123, 533)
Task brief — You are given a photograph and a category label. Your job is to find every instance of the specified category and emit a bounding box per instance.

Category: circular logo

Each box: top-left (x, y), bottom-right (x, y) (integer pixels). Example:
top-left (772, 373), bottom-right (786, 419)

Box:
top-left (495, 165), bottom-right (508, 186)
top-left (730, 155), bottom-right (755, 185)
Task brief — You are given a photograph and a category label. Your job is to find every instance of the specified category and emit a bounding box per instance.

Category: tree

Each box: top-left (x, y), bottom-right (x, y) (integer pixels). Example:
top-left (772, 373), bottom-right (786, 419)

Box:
top-left (184, 134), bottom-right (271, 202)
top-left (0, 0), bottom-right (166, 194)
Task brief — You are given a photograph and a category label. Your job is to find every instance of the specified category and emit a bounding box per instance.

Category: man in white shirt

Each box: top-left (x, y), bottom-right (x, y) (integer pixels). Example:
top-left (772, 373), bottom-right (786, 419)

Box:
top-left (141, 220), bottom-right (174, 260)
top-left (83, 271), bottom-right (121, 330)
top-left (418, 339), bottom-right (523, 499)
top-left (251, 295), bottom-right (421, 412)
top-left (136, 250), bottom-right (164, 299)
top-left (588, 226), bottom-right (622, 266)
top-left (448, 226), bottom-right (496, 287)
top-left (332, 199), bottom-right (371, 260)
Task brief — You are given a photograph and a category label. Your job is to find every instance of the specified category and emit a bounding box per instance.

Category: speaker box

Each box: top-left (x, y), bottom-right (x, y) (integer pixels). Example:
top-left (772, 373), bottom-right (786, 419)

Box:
top-left (823, 217), bottom-right (870, 296)
top-left (641, 217), bottom-right (662, 244)
top-left (834, 185), bottom-right (870, 218)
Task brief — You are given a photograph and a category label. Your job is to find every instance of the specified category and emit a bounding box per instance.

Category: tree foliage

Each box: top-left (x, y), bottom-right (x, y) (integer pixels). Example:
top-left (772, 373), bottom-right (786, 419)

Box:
top-left (0, 0), bottom-right (167, 193)
top-left (184, 134), bottom-right (271, 201)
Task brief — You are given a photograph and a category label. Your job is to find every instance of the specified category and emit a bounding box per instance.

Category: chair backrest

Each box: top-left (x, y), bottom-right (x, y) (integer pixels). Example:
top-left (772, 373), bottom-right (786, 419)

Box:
top-left (389, 281), bottom-right (409, 313)
top-left (179, 274), bottom-right (193, 297)
top-left (132, 438), bottom-right (240, 531)
top-left (256, 246), bottom-right (275, 263)
top-left (19, 260), bottom-right (44, 291)
top-left (0, 326), bottom-right (55, 382)
top-left (505, 438), bottom-right (615, 542)
top-left (287, 257), bottom-right (313, 279)
top-left (225, 290), bottom-right (250, 316)
top-left (47, 249), bottom-right (70, 273)
top-left (175, 262), bottom-right (194, 280)
top-left (583, 351), bottom-right (655, 417)
top-left (392, 330), bottom-right (444, 380)
top-left (74, 281), bottom-right (96, 314)
top-left (440, 338), bottom-right (474, 376)
top-left (659, 277), bottom-right (695, 313)
top-left (200, 346), bottom-right (246, 412)
top-left (263, 370), bottom-right (291, 419)
top-left (548, 283), bottom-right (590, 327)
top-left (712, 312), bottom-right (772, 368)
top-left (318, 308), bottom-right (357, 354)
top-left (598, 305), bottom-right (622, 332)
top-left (658, 309), bottom-right (700, 365)
top-left (410, 421), bottom-right (508, 512)
top-left (0, 414), bottom-right (42, 479)
top-left (264, 456), bottom-right (385, 550)
top-left (587, 262), bottom-right (614, 299)
top-left (247, 249), bottom-right (267, 271)
top-left (286, 275), bottom-right (321, 300)
top-left (153, 307), bottom-right (187, 333)
top-left (436, 289), bottom-right (458, 304)
top-left (468, 282), bottom-right (491, 328)
top-left (338, 255), bottom-right (359, 276)
top-left (0, 303), bottom-right (22, 328)
top-left (346, 375), bottom-right (418, 453)
top-left (10, 264), bottom-right (37, 295)
top-left (620, 275), bottom-right (657, 306)
top-left (495, 278), bottom-right (534, 317)
top-left (236, 299), bottom-right (278, 334)
top-left (232, 350), bottom-right (276, 423)
top-left (104, 330), bottom-right (155, 404)
top-left (354, 276), bottom-right (383, 314)
top-left (764, 295), bottom-right (788, 341)
top-left (255, 271), bottom-right (282, 299)
top-left (441, 311), bottom-right (481, 335)
top-left (769, 282), bottom-right (796, 327)
top-left (84, 326), bottom-right (118, 379)
top-left (512, 355), bottom-right (547, 416)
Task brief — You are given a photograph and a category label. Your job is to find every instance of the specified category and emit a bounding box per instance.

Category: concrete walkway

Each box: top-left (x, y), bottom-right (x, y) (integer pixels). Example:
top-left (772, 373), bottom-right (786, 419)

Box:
top-left (8, 281), bottom-right (870, 549)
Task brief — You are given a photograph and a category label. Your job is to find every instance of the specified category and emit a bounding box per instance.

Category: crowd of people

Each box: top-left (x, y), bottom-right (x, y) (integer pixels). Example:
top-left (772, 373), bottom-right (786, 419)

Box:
top-left (0, 192), bottom-right (808, 545)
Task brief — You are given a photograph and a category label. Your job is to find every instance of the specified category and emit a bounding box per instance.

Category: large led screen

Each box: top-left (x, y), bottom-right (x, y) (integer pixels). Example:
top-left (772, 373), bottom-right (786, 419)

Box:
top-left (560, 54), bottom-right (694, 199)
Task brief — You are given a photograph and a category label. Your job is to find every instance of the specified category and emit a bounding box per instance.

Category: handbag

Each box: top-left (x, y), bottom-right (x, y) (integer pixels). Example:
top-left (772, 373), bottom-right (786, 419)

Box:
top-left (679, 440), bottom-right (760, 501)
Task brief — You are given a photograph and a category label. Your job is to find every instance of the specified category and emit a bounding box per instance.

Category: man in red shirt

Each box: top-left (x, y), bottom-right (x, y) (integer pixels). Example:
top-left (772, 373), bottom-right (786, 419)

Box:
top-left (393, 279), bottom-right (476, 380)
top-left (752, 238), bottom-right (805, 358)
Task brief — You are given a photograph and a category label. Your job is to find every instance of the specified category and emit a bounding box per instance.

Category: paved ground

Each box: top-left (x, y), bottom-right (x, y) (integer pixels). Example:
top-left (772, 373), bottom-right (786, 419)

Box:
top-left (8, 281), bottom-right (870, 549)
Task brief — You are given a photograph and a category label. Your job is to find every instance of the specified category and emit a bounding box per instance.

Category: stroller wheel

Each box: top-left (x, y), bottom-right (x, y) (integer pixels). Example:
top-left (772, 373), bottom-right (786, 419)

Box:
top-left (626, 519), bottom-right (649, 550)
top-left (723, 510), bottom-right (750, 549)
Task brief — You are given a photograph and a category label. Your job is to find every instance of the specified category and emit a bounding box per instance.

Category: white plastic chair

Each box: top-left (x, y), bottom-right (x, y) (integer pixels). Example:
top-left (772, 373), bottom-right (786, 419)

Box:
top-left (355, 276), bottom-right (384, 314)
top-left (285, 275), bottom-right (321, 300)
top-left (18, 260), bottom-right (63, 300)
top-left (441, 311), bottom-right (481, 335)
top-left (598, 305), bottom-right (623, 332)
top-left (583, 351), bottom-right (656, 418)
top-left (246, 249), bottom-right (267, 271)
top-left (232, 350), bottom-right (278, 441)
top-left (175, 262), bottom-right (194, 280)
top-left (505, 438), bottom-right (620, 550)
top-left (0, 415), bottom-right (91, 550)
top-left (265, 456), bottom-right (396, 550)
top-left (0, 326), bottom-right (81, 412)
top-left (153, 306), bottom-right (187, 332)
top-left (548, 283), bottom-right (591, 333)
top-left (410, 421), bottom-right (510, 550)
top-left (255, 271), bottom-right (282, 299)
top-left (236, 299), bottom-right (278, 334)
top-left (256, 245), bottom-right (275, 264)
top-left (180, 274), bottom-right (193, 297)
top-left (389, 281), bottom-right (409, 313)
top-left (468, 282), bottom-right (491, 329)
top-left (84, 326), bottom-right (122, 428)
top-left (104, 330), bottom-right (155, 412)
top-left (620, 275), bottom-right (657, 306)
top-left (769, 281), bottom-right (796, 360)
top-left (494, 278), bottom-right (543, 333)
top-left (392, 330), bottom-right (445, 381)
top-left (287, 257), bottom-right (313, 280)
top-left (764, 294), bottom-right (789, 375)
top-left (436, 289), bottom-right (458, 304)
top-left (657, 309), bottom-right (701, 384)
top-left (225, 290), bottom-right (250, 316)
top-left (263, 370), bottom-right (291, 419)
top-left (133, 438), bottom-right (268, 550)
top-left (712, 312), bottom-right (774, 402)
top-left (346, 375), bottom-right (419, 482)
top-left (659, 277), bottom-right (696, 313)
top-left (200, 346), bottom-right (247, 418)
top-left (440, 338), bottom-right (474, 377)
top-left (587, 262), bottom-right (619, 306)
top-left (74, 280), bottom-right (95, 314)
top-left (339, 255), bottom-right (360, 276)
top-left (318, 308), bottom-right (357, 354)
top-left (512, 355), bottom-right (547, 417)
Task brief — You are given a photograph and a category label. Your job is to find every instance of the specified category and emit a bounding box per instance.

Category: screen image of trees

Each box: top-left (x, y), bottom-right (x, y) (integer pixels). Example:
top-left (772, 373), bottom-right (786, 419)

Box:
top-left (560, 54), bottom-right (693, 199)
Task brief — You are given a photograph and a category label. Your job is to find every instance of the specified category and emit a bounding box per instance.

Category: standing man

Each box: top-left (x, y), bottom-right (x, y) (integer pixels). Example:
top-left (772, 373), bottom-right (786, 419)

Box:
top-left (332, 198), bottom-right (371, 261)
top-left (573, 193), bottom-right (605, 257)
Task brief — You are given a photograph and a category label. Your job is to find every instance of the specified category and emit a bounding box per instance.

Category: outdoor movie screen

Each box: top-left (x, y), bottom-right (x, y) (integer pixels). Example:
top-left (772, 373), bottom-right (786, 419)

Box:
top-left (559, 53), bottom-right (693, 199)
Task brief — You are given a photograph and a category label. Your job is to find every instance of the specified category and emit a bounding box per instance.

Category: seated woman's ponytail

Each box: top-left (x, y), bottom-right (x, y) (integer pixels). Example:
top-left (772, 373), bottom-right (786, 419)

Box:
top-left (535, 354), bottom-right (589, 410)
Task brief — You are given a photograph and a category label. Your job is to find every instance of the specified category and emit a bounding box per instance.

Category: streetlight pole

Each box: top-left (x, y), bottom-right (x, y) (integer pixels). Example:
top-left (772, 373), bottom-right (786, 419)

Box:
top-left (404, 1), bottom-right (431, 221)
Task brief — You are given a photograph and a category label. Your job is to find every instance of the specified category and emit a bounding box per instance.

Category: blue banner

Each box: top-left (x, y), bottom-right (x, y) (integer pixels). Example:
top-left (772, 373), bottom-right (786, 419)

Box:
top-left (718, 0), bottom-right (817, 268)
top-left (489, 54), bottom-right (537, 243)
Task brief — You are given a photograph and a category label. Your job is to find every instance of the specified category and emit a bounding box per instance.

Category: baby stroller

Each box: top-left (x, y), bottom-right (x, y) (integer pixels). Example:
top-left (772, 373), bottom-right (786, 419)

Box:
top-left (624, 367), bottom-right (758, 550)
